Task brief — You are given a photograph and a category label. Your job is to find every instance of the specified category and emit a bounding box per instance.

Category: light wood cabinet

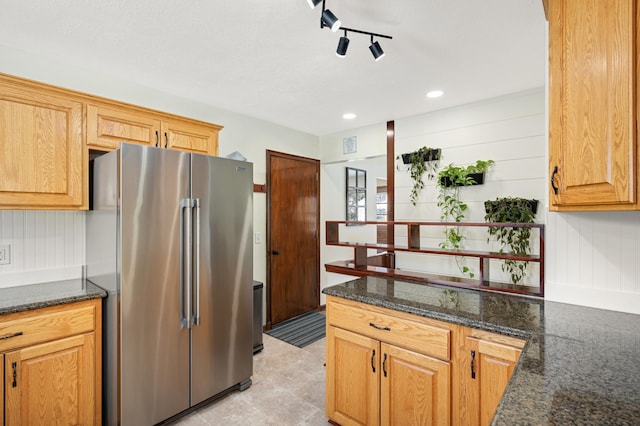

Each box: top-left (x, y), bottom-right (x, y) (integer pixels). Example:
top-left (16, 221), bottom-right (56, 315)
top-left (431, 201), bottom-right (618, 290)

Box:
top-left (0, 72), bottom-right (222, 210)
top-left (326, 326), bottom-right (379, 426)
top-left (548, 0), bottom-right (640, 210)
top-left (326, 296), bottom-right (451, 426)
top-left (86, 103), bottom-right (161, 151)
top-left (458, 331), bottom-right (524, 426)
top-left (381, 342), bottom-right (450, 426)
top-left (87, 102), bottom-right (220, 155)
top-left (0, 76), bottom-right (86, 209)
top-left (326, 295), bottom-right (526, 426)
top-left (0, 299), bottom-right (102, 425)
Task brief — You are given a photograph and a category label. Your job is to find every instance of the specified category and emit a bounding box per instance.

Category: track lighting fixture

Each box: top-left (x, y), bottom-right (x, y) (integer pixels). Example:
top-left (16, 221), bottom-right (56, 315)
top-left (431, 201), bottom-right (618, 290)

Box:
top-left (369, 37), bottom-right (385, 61)
top-left (336, 31), bottom-right (349, 57)
top-left (321, 9), bottom-right (341, 32)
top-left (307, 0), bottom-right (392, 60)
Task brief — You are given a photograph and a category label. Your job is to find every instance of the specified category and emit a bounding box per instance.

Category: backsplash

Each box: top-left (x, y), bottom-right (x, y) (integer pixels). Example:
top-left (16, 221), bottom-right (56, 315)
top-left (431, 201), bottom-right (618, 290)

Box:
top-left (0, 210), bottom-right (85, 287)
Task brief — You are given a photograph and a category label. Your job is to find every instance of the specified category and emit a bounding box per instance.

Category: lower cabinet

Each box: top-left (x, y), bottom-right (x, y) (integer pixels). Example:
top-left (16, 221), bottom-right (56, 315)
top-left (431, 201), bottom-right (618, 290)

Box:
top-left (326, 296), bottom-right (451, 426)
top-left (325, 295), bottom-right (524, 426)
top-left (460, 334), bottom-right (523, 426)
top-left (0, 299), bottom-right (102, 425)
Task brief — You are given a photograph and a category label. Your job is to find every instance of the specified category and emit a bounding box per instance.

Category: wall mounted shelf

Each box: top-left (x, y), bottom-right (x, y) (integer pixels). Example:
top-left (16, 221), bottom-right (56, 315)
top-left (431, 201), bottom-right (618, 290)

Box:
top-left (325, 220), bottom-right (545, 297)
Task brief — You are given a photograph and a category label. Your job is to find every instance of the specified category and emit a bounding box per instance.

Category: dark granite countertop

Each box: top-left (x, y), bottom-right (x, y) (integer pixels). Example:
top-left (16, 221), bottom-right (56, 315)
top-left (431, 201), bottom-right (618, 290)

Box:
top-left (0, 279), bottom-right (106, 315)
top-left (323, 276), bottom-right (640, 426)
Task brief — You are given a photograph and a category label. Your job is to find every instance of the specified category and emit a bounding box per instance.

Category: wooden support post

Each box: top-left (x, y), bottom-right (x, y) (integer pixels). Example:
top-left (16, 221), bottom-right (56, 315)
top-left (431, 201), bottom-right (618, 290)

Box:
top-left (479, 257), bottom-right (490, 286)
top-left (354, 247), bottom-right (368, 267)
top-left (409, 224), bottom-right (421, 249)
top-left (326, 222), bottom-right (339, 244)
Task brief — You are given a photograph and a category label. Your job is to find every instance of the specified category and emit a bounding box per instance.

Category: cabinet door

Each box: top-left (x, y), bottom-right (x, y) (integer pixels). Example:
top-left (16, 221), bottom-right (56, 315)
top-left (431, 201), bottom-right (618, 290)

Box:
top-left (86, 103), bottom-right (161, 151)
top-left (380, 343), bottom-right (450, 426)
top-left (0, 80), bottom-right (85, 209)
top-left (548, 0), bottom-right (638, 210)
top-left (462, 337), bottom-right (522, 426)
top-left (326, 326), bottom-right (380, 426)
top-left (162, 119), bottom-right (220, 156)
top-left (5, 333), bottom-right (96, 426)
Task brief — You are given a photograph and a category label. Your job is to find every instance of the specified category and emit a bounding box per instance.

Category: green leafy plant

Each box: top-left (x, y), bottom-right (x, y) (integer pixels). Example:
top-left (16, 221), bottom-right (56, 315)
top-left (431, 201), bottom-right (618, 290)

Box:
top-left (484, 197), bottom-right (538, 284)
top-left (397, 147), bottom-right (441, 206)
top-left (438, 160), bottom-right (495, 187)
top-left (437, 160), bottom-right (495, 278)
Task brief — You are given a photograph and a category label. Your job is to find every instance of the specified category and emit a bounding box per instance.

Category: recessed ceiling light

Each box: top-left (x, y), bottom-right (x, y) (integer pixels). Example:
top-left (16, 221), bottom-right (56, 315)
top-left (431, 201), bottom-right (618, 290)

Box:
top-left (426, 90), bottom-right (444, 98)
top-left (343, 113), bottom-right (357, 120)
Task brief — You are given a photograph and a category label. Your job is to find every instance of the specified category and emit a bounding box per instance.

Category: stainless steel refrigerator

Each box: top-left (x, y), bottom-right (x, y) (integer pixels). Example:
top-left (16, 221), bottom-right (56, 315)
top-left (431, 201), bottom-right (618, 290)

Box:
top-left (86, 143), bottom-right (253, 425)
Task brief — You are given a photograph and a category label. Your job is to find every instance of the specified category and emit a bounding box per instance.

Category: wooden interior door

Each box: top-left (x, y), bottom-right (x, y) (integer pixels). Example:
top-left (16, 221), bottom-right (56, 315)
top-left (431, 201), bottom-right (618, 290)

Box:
top-left (267, 150), bottom-right (320, 326)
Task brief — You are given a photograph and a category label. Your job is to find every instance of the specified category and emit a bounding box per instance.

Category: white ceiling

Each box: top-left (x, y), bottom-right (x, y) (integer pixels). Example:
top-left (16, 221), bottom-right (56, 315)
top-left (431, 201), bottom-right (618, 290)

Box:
top-left (0, 0), bottom-right (547, 136)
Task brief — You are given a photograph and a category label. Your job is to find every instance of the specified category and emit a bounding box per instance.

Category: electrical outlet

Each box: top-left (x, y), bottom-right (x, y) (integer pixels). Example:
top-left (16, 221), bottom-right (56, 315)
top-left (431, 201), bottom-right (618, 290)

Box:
top-left (0, 244), bottom-right (10, 265)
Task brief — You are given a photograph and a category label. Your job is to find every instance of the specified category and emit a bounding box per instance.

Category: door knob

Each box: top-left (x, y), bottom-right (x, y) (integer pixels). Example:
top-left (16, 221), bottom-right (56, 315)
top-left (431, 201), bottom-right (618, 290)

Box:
top-left (272, 250), bottom-right (280, 255)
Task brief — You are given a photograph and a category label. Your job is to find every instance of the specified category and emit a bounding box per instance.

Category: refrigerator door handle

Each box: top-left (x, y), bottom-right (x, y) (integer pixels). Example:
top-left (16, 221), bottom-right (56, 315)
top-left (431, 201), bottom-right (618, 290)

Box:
top-left (180, 198), bottom-right (193, 329)
top-left (193, 198), bottom-right (201, 326)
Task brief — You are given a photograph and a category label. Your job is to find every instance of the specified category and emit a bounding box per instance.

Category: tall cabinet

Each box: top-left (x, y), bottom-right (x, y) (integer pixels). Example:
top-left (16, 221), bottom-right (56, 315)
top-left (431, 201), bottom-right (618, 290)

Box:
top-left (548, 0), bottom-right (640, 210)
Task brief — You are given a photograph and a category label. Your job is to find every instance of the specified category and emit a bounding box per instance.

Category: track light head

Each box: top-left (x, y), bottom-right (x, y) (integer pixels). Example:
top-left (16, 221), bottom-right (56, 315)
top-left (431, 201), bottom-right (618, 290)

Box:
top-left (322, 9), bottom-right (341, 32)
top-left (369, 40), bottom-right (385, 61)
top-left (306, 0), bottom-right (322, 8)
top-left (336, 33), bottom-right (350, 57)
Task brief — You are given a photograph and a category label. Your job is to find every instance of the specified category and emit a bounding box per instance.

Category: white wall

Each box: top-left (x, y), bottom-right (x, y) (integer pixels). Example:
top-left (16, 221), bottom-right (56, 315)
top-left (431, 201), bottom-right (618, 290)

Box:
top-left (393, 89), bottom-right (546, 286)
top-left (0, 45), bottom-right (320, 293)
top-left (319, 123), bottom-right (387, 303)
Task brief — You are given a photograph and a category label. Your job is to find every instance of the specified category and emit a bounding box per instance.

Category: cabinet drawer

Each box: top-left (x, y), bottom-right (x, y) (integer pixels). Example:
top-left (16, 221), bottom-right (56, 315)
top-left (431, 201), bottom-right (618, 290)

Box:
top-left (0, 300), bottom-right (97, 352)
top-left (327, 298), bottom-right (450, 360)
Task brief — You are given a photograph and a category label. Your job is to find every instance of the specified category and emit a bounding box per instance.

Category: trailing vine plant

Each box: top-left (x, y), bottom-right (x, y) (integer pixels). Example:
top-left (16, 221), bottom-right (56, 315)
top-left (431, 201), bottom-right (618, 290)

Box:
top-left (436, 160), bottom-right (495, 278)
top-left (397, 147), bottom-right (440, 206)
top-left (484, 197), bottom-right (537, 284)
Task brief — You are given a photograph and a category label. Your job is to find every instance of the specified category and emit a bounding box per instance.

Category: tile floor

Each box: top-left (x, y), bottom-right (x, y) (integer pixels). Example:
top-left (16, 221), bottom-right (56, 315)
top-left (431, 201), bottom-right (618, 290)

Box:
top-left (173, 334), bottom-right (328, 425)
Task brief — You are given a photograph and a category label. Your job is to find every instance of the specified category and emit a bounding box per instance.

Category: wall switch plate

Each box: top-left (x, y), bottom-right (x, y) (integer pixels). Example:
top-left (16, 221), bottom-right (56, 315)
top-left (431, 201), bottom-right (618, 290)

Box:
top-left (0, 244), bottom-right (10, 265)
top-left (255, 232), bottom-right (263, 244)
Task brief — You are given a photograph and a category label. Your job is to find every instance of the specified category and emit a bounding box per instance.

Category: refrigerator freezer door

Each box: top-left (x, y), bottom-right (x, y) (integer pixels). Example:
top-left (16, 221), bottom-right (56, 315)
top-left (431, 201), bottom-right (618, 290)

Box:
top-left (190, 155), bottom-right (254, 404)
top-left (120, 144), bottom-right (192, 424)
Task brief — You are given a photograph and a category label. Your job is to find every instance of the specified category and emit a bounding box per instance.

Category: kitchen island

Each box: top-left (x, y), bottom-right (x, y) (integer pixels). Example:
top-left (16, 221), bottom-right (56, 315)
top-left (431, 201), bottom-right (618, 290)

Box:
top-left (323, 276), bottom-right (640, 425)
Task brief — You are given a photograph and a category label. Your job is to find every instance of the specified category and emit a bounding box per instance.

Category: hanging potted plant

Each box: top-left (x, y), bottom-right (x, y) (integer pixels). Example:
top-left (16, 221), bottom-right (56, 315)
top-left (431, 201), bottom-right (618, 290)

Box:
top-left (438, 159), bottom-right (494, 187)
top-left (484, 196), bottom-right (538, 285)
top-left (437, 160), bottom-right (494, 278)
top-left (397, 146), bottom-right (441, 206)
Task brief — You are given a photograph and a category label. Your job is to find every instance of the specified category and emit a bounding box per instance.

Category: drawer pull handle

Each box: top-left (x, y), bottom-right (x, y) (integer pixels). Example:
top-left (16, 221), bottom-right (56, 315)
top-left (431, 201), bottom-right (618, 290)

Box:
top-left (0, 331), bottom-right (23, 341)
top-left (382, 353), bottom-right (388, 377)
top-left (470, 350), bottom-right (476, 379)
top-left (12, 362), bottom-right (17, 387)
top-left (371, 349), bottom-right (376, 373)
top-left (369, 322), bottom-right (390, 332)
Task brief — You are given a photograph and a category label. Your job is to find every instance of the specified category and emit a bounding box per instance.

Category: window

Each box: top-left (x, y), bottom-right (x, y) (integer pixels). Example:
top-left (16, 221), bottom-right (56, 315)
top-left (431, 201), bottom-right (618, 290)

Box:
top-left (346, 167), bottom-right (366, 222)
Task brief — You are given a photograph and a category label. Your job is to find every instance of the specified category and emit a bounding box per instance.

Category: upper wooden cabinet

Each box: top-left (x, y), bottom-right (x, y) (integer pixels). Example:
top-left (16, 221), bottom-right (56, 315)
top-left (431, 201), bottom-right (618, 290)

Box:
top-left (87, 103), bottom-right (161, 151)
top-left (87, 103), bottom-right (220, 156)
top-left (1, 73), bottom-right (222, 210)
top-left (162, 118), bottom-right (220, 156)
top-left (548, 0), bottom-right (640, 210)
top-left (0, 77), bottom-right (86, 209)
